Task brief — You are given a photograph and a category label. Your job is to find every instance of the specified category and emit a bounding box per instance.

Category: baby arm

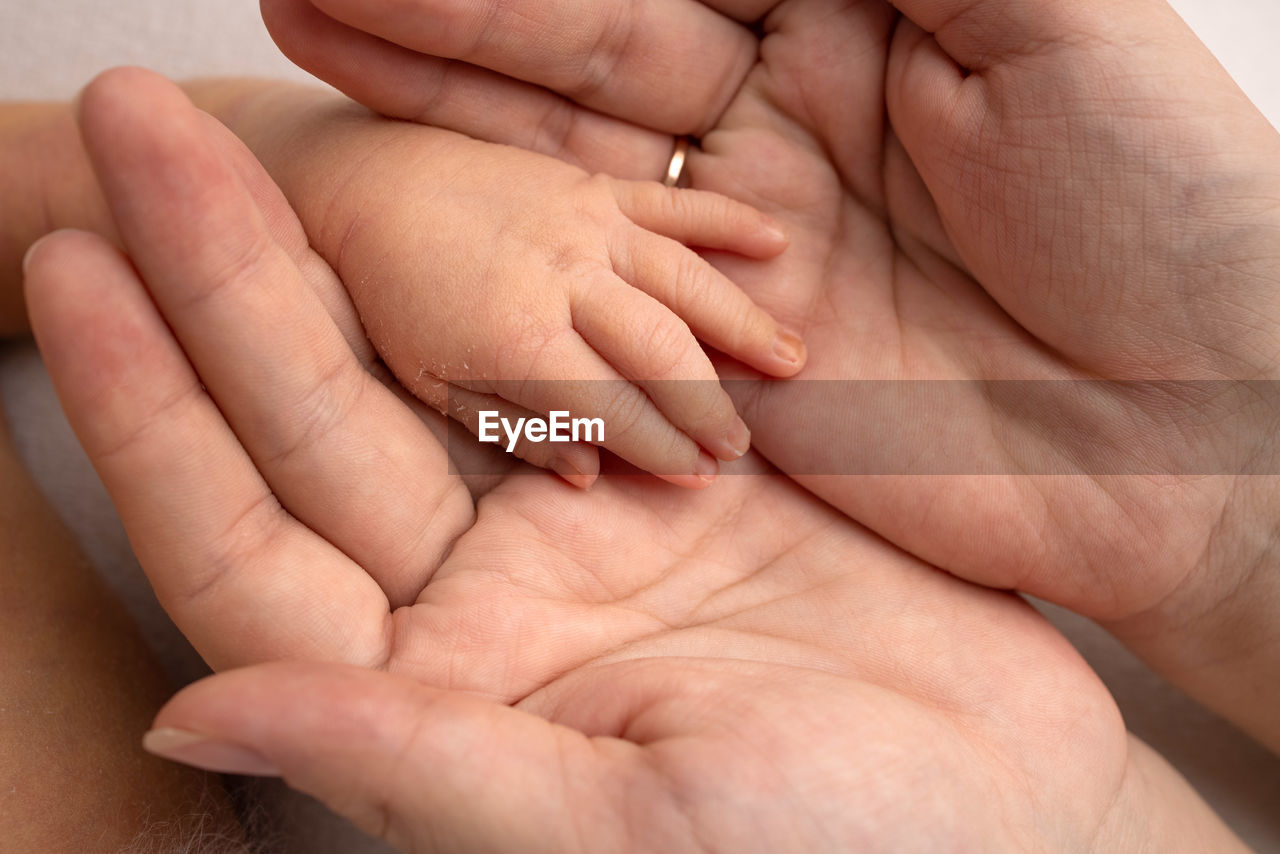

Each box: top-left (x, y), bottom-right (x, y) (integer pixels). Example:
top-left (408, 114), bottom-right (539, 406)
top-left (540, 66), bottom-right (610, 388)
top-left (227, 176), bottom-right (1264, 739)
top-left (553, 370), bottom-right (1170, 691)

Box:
top-left (222, 86), bottom-right (804, 487)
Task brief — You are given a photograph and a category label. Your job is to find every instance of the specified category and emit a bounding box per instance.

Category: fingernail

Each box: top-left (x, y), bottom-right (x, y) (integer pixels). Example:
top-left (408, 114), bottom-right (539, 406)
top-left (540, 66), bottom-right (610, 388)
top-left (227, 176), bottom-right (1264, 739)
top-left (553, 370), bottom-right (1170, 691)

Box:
top-left (550, 456), bottom-right (596, 489)
top-left (772, 328), bottom-right (806, 368)
top-left (695, 450), bottom-right (719, 484)
top-left (710, 417), bottom-right (751, 461)
top-left (22, 234), bottom-right (52, 276)
top-left (143, 727), bottom-right (280, 777)
top-left (764, 222), bottom-right (788, 246)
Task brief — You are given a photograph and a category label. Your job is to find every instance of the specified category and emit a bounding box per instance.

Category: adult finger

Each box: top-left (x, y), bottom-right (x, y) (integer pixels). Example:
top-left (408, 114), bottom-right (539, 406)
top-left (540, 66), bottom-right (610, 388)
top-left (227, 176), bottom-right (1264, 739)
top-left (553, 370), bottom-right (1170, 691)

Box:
top-left (77, 67), bottom-right (475, 608)
top-left (261, 0), bottom-right (675, 178)
top-left (295, 0), bottom-right (759, 136)
top-left (143, 662), bottom-right (634, 853)
top-left (25, 231), bottom-right (391, 670)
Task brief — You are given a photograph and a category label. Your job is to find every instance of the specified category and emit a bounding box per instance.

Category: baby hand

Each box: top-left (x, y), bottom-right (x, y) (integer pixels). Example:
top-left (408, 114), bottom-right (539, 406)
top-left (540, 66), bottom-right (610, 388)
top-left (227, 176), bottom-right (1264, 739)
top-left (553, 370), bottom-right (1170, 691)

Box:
top-left (285, 118), bottom-right (803, 487)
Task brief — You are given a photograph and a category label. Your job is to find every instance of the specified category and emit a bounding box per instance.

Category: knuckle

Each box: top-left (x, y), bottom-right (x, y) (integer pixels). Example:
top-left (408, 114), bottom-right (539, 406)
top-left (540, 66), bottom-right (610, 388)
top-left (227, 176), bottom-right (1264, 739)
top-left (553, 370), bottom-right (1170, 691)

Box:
top-left (258, 358), bottom-right (367, 470)
top-left (561, 3), bottom-right (635, 104)
top-left (92, 381), bottom-right (204, 465)
top-left (595, 386), bottom-right (650, 440)
top-left (178, 229), bottom-right (278, 313)
top-left (685, 382), bottom-right (733, 429)
top-left (667, 187), bottom-right (699, 224)
top-left (500, 314), bottom-right (566, 379)
top-left (668, 253), bottom-right (713, 313)
top-left (725, 297), bottom-right (769, 350)
top-left (639, 314), bottom-right (695, 381)
top-left (171, 492), bottom-right (285, 613)
top-left (409, 59), bottom-right (455, 120)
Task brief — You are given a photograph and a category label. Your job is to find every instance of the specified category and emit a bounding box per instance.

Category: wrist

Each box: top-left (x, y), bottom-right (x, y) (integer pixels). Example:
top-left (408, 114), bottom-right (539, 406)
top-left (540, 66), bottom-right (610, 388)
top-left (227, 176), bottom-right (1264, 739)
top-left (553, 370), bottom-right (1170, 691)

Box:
top-left (187, 78), bottom-right (350, 184)
top-left (1106, 475), bottom-right (1280, 754)
top-left (1089, 736), bottom-right (1249, 852)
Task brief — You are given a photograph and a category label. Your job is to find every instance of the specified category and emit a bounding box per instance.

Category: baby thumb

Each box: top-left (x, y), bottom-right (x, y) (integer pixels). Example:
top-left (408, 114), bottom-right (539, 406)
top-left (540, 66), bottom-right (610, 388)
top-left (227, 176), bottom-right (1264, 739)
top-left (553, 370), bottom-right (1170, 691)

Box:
top-left (144, 661), bottom-right (617, 853)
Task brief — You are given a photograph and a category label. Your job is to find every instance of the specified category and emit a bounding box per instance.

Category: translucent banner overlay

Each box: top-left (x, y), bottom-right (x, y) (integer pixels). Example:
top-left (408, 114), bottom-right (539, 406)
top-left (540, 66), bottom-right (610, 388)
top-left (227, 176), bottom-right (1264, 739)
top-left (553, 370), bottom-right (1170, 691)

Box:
top-left (445, 379), bottom-right (1280, 476)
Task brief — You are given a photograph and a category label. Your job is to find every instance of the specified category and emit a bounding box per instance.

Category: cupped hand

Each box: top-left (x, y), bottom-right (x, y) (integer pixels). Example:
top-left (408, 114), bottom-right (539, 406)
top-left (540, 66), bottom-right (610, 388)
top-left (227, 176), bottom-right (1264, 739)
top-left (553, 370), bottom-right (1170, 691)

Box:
top-left (258, 0), bottom-right (758, 176)
top-left (686, 0), bottom-right (1280, 750)
top-left (692, 0), bottom-right (1280, 620)
top-left (26, 64), bottom-right (1247, 854)
top-left (267, 0), bottom-right (1280, 748)
top-left (146, 469), bottom-right (1244, 853)
top-left (27, 67), bottom-right (481, 626)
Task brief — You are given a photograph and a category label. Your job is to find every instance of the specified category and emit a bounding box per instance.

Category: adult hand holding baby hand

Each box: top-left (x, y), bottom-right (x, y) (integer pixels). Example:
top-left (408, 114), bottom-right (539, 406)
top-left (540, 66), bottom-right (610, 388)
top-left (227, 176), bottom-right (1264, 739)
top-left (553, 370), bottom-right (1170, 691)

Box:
top-left (262, 0), bottom-right (1280, 754)
top-left (223, 93), bottom-right (803, 489)
top-left (26, 68), bottom-right (476, 635)
top-left (19, 0), bottom-right (1280, 845)
top-left (25, 71), bottom-right (1244, 853)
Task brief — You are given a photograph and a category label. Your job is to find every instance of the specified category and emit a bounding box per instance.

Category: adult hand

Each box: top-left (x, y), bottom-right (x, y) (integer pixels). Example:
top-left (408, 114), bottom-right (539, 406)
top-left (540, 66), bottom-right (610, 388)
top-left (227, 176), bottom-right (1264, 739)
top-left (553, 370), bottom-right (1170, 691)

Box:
top-left (257, 0), bottom-right (759, 176)
top-left (28, 67), bottom-right (477, 631)
top-left (260, 0), bottom-right (1280, 751)
top-left (25, 68), bottom-right (1245, 851)
top-left (691, 0), bottom-right (1280, 752)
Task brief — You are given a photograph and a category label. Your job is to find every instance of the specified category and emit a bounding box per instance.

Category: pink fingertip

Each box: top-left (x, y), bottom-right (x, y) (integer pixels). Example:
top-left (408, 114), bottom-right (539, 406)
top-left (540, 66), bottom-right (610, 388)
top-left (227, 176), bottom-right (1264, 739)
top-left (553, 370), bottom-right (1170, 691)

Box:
top-left (768, 328), bottom-right (807, 374)
top-left (656, 452), bottom-right (719, 489)
top-left (707, 417), bottom-right (751, 461)
top-left (763, 222), bottom-right (789, 249)
top-left (551, 456), bottom-right (598, 489)
top-left (143, 728), bottom-right (280, 777)
top-left (695, 450), bottom-right (719, 483)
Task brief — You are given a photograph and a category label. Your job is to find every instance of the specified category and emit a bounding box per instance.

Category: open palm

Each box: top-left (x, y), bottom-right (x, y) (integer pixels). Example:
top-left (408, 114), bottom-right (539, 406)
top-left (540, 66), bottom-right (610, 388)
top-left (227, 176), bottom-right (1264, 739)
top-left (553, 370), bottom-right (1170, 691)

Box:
top-left (688, 0), bottom-right (1280, 638)
top-left (26, 67), bottom-right (1233, 852)
top-left (260, 0), bottom-right (1280, 643)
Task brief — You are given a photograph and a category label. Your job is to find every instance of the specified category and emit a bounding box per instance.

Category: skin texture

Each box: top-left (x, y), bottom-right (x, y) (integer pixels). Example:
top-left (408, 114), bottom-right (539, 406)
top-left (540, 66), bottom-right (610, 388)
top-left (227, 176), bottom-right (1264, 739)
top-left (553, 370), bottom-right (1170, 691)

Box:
top-left (264, 0), bottom-right (1280, 754)
top-left (214, 89), bottom-right (805, 488)
top-left (3, 0), bottom-right (1274, 846)
top-left (25, 68), bottom-right (1251, 853)
top-left (0, 86), bottom-right (305, 854)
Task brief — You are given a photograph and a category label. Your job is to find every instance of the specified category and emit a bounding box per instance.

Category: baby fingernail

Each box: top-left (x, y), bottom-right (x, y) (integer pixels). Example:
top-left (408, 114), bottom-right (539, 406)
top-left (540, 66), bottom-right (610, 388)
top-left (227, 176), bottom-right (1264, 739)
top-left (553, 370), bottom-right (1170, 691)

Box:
top-left (551, 456), bottom-right (596, 489)
top-left (772, 328), bottom-right (806, 368)
top-left (696, 451), bottom-right (719, 483)
top-left (143, 727), bottom-right (280, 777)
top-left (713, 417), bottom-right (750, 460)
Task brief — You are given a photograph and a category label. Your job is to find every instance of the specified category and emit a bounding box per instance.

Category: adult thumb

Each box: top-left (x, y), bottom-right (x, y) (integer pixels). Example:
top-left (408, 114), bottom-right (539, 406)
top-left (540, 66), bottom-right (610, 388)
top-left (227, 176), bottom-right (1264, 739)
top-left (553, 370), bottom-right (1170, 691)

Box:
top-left (143, 662), bottom-right (628, 852)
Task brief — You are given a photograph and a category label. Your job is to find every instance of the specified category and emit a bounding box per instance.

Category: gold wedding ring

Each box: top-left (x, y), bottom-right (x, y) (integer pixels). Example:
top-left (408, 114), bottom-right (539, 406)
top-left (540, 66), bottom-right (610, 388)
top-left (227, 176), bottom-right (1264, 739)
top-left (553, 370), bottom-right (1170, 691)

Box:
top-left (663, 136), bottom-right (691, 187)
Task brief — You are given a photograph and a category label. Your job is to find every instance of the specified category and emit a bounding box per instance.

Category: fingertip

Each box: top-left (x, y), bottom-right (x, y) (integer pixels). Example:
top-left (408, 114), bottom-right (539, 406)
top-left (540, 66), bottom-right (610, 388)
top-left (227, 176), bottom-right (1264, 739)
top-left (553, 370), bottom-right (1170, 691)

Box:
top-left (23, 229), bottom-right (124, 320)
top-left (657, 450), bottom-right (718, 489)
top-left (724, 322), bottom-right (808, 378)
top-left (704, 415), bottom-right (751, 462)
top-left (550, 450), bottom-right (601, 489)
top-left (21, 230), bottom-right (64, 280)
top-left (23, 231), bottom-right (75, 337)
top-left (77, 67), bottom-right (177, 137)
top-left (749, 217), bottom-right (790, 259)
top-left (142, 727), bottom-right (281, 777)
top-left (722, 214), bottom-right (788, 260)
top-left (556, 470), bottom-right (599, 489)
top-left (763, 327), bottom-right (807, 376)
